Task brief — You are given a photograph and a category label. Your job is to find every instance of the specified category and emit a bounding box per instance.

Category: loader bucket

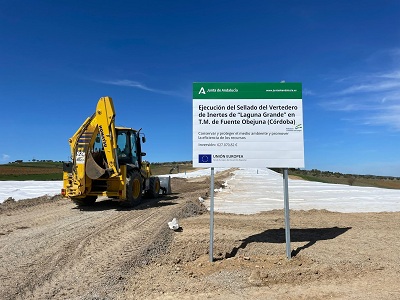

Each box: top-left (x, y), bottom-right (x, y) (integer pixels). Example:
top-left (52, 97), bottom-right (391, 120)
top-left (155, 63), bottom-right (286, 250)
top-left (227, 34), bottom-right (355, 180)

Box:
top-left (158, 176), bottom-right (172, 195)
top-left (85, 151), bottom-right (106, 179)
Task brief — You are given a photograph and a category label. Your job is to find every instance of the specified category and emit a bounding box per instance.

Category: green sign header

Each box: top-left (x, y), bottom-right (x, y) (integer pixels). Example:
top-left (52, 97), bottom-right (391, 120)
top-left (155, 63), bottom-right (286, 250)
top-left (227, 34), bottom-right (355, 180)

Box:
top-left (193, 82), bottom-right (302, 99)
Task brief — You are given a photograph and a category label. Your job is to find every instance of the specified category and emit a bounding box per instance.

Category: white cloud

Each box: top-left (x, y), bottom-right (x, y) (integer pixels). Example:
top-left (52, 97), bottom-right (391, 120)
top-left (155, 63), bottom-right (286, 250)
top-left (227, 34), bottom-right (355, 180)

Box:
top-left (320, 55), bottom-right (400, 131)
top-left (303, 88), bottom-right (315, 96)
top-left (364, 105), bottom-right (400, 131)
top-left (338, 79), bottom-right (400, 95)
top-left (1, 154), bottom-right (10, 162)
top-left (376, 70), bottom-right (400, 79)
top-left (100, 79), bottom-right (183, 97)
top-left (322, 98), bottom-right (379, 112)
top-left (103, 80), bottom-right (156, 91)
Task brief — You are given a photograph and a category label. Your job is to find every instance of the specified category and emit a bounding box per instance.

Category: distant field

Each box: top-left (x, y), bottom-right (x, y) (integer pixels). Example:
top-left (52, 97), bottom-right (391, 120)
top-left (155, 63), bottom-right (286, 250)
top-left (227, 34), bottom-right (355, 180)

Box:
top-left (0, 162), bottom-right (63, 180)
top-left (286, 170), bottom-right (400, 190)
top-left (150, 163), bottom-right (198, 176)
top-left (0, 161), bottom-right (197, 181)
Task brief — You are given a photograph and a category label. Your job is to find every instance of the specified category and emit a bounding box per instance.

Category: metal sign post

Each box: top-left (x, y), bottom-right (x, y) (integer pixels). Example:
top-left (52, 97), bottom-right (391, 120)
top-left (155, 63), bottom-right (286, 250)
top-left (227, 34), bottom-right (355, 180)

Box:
top-left (209, 167), bottom-right (215, 262)
top-left (283, 168), bottom-right (291, 259)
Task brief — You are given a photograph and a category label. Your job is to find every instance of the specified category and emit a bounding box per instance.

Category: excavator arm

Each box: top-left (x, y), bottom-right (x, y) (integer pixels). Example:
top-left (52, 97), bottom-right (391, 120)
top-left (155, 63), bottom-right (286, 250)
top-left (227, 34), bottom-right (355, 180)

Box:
top-left (92, 97), bottom-right (119, 176)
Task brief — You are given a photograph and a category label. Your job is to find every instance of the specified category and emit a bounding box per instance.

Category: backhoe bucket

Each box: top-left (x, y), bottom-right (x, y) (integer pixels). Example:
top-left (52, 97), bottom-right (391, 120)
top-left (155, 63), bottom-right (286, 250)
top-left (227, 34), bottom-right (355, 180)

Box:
top-left (85, 152), bottom-right (106, 179)
top-left (158, 176), bottom-right (172, 195)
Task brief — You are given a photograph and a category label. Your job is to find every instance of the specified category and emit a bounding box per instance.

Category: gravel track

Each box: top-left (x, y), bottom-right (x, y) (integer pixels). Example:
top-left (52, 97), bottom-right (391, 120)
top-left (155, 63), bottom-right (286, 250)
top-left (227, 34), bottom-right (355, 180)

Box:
top-left (0, 175), bottom-right (216, 300)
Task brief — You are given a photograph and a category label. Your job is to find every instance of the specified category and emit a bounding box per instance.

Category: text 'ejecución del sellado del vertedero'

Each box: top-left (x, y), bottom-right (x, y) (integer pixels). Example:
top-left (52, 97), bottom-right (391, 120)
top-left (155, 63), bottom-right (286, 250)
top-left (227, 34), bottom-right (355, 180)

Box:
top-left (197, 104), bottom-right (298, 126)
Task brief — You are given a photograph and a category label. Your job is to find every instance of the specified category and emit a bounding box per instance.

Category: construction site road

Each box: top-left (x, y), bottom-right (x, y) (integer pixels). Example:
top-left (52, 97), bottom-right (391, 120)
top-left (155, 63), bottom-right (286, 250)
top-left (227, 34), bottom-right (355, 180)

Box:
top-left (1, 169), bottom-right (400, 300)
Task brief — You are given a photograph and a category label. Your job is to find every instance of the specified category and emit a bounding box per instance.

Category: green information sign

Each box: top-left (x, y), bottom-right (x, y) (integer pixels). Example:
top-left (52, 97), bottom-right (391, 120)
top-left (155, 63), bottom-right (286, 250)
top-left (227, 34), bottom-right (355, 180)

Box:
top-left (192, 82), bottom-right (304, 168)
top-left (193, 82), bottom-right (302, 99)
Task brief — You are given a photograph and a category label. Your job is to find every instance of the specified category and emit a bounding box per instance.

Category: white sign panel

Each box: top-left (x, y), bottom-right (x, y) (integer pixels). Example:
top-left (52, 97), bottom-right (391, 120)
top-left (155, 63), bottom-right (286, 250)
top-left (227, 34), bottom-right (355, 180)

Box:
top-left (193, 82), bottom-right (304, 168)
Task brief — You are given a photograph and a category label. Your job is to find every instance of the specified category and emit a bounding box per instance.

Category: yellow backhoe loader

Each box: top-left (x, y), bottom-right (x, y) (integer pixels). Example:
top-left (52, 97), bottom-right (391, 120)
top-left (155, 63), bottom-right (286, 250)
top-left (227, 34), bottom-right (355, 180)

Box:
top-left (61, 96), bottom-right (171, 207)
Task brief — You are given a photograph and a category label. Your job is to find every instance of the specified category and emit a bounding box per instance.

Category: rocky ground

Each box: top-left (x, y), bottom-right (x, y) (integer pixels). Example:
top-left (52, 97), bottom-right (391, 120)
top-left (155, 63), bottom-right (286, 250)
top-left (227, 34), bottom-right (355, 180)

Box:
top-left (1, 170), bottom-right (399, 299)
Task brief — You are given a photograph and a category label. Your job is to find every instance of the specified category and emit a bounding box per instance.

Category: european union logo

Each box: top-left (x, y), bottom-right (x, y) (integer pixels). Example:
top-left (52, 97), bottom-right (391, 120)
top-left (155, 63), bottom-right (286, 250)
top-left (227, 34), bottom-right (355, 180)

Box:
top-left (198, 154), bottom-right (212, 163)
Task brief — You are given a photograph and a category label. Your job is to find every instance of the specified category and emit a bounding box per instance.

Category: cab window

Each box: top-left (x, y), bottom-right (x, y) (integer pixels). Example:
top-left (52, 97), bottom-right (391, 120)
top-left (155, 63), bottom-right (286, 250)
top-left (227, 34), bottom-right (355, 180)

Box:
top-left (117, 131), bottom-right (129, 158)
top-left (130, 132), bottom-right (138, 164)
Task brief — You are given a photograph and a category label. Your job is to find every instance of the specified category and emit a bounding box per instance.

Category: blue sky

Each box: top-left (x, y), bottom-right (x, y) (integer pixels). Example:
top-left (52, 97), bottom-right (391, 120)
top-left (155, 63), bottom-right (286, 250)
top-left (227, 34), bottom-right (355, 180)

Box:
top-left (1, 0), bottom-right (399, 176)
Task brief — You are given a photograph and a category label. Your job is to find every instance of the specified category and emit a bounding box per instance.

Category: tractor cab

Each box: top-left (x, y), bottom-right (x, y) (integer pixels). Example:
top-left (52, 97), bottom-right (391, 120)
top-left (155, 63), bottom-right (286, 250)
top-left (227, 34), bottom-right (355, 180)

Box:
top-left (92, 127), bottom-right (146, 167)
top-left (115, 127), bottom-right (146, 167)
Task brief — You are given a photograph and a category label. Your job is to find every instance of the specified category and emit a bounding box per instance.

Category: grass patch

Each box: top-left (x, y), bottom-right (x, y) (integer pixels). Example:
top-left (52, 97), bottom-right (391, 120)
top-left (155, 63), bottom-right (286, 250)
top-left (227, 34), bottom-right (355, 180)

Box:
top-left (0, 173), bottom-right (62, 181)
top-left (4, 162), bottom-right (63, 168)
top-left (292, 174), bottom-right (332, 184)
top-left (0, 161), bottom-right (197, 180)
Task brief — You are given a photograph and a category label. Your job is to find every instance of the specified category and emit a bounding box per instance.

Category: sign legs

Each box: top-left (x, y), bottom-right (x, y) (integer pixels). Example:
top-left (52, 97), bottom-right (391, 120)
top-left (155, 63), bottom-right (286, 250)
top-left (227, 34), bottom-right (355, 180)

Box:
top-left (209, 167), bottom-right (215, 262)
top-left (283, 168), bottom-right (291, 259)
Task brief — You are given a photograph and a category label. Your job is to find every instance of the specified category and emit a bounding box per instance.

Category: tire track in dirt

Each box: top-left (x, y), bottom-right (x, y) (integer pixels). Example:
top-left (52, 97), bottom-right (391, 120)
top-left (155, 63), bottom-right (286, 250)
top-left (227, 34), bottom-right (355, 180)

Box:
top-left (0, 176), bottom-right (212, 300)
top-left (30, 206), bottom-right (171, 299)
top-left (1, 202), bottom-right (169, 299)
top-left (1, 201), bottom-right (116, 299)
top-left (0, 172), bottom-right (225, 300)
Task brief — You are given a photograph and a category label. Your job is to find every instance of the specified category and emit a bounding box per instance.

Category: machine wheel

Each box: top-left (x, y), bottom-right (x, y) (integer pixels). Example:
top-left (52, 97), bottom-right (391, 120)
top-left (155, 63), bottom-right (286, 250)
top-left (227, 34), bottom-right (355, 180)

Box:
top-left (146, 176), bottom-right (160, 199)
top-left (72, 196), bottom-right (97, 206)
top-left (124, 170), bottom-right (143, 207)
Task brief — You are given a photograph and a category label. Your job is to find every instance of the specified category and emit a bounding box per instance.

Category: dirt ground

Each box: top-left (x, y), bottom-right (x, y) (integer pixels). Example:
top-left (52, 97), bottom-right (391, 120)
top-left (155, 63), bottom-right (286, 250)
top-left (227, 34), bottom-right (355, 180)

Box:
top-left (1, 170), bottom-right (399, 299)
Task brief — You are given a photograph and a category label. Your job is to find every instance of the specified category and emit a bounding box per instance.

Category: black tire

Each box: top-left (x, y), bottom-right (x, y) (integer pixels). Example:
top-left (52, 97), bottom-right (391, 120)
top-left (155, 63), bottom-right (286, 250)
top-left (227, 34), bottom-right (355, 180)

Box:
top-left (71, 196), bottom-right (97, 206)
top-left (146, 177), bottom-right (160, 199)
top-left (124, 170), bottom-right (143, 207)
